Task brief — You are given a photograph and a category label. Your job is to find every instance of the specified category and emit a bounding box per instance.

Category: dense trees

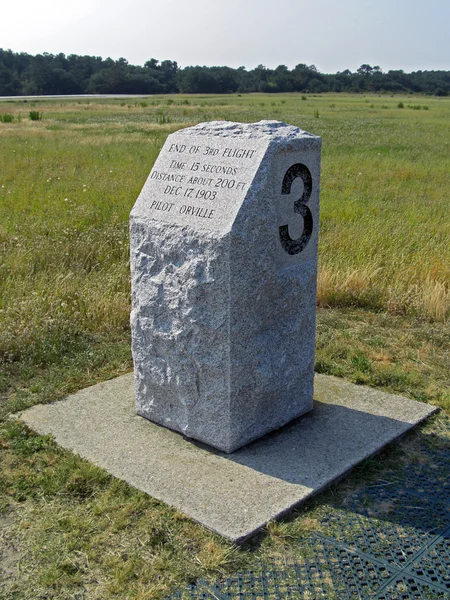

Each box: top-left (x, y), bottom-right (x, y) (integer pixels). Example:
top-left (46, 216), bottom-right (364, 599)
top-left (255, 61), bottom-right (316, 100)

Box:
top-left (0, 50), bottom-right (449, 96)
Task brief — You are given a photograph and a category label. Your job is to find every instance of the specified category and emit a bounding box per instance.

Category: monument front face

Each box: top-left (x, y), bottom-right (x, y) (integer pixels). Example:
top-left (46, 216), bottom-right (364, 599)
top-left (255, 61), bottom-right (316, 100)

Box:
top-left (130, 121), bottom-right (321, 453)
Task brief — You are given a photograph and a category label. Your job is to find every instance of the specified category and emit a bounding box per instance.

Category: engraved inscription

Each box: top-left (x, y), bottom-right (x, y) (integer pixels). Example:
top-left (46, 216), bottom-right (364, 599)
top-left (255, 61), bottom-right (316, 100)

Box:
top-left (279, 163), bottom-right (313, 255)
top-left (149, 140), bottom-right (259, 223)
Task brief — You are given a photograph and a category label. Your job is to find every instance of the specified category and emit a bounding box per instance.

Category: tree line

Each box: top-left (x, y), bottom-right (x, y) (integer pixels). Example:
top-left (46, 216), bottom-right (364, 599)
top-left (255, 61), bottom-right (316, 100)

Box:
top-left (1, 49), bottom-right (449, 96)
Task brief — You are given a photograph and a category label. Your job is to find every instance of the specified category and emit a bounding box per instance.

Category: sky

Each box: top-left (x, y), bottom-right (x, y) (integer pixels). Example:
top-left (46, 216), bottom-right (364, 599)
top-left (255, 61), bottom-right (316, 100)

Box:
top-left (1, 0), bottom-right (449, 73)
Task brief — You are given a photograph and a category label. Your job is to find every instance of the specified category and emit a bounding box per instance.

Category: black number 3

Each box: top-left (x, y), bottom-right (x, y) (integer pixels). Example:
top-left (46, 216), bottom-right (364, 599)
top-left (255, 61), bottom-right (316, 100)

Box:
top-left (279, 163), bottom-right (313, 255)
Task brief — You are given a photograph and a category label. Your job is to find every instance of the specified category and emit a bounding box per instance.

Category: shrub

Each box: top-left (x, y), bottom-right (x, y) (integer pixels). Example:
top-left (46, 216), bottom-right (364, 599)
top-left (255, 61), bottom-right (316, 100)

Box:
top-left (29, 111), bottom-right (43, 121)
top-left (0, 113), bottom-right (14, 123)
top-left (397, 102), bottom-right (404, 108)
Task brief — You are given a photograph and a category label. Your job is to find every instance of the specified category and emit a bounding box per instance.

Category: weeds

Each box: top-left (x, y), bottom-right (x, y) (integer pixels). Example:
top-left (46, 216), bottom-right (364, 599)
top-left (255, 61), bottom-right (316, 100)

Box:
top-left (156, 112), bottom-right (171, 124)
top-left (29, 110), bottom-right (43, 121)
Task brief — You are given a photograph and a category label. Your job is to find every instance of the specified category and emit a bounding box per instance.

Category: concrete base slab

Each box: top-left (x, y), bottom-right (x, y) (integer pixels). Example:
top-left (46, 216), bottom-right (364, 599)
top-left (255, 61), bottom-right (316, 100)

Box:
top-left (19, 374), bottom-right (437, 542)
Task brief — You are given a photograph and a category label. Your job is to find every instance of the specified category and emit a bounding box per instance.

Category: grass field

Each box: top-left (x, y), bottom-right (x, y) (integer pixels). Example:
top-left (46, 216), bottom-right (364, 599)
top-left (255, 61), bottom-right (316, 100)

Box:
top-left (1, 93), bottom-right (449, 598)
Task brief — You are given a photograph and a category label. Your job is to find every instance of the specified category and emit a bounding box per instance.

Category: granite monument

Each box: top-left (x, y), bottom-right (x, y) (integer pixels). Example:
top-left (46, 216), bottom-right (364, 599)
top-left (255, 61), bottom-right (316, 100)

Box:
top-left (130, 120), bottom-right (321, 452)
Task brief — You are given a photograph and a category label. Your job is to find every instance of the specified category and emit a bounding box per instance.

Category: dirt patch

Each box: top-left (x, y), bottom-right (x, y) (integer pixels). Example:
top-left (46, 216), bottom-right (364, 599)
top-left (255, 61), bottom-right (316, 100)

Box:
top-left (0, 512), bottom-right (22, 585)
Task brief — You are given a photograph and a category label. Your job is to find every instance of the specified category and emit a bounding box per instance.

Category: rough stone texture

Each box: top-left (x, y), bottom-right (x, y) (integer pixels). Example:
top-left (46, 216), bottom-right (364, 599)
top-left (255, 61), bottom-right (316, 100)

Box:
top-left (130, 121), bottom-right (322, 452)
top-left (18, 373), bottom-right (438, 542)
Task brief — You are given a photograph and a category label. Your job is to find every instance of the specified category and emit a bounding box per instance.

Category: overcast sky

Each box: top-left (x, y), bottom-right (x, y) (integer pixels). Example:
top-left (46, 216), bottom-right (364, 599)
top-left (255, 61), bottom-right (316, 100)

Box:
top-left (1, 0), bottom-right (449, 73)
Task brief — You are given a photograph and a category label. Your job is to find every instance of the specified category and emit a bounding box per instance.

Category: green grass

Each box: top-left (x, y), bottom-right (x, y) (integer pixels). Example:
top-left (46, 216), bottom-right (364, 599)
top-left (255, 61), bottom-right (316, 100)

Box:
top-left (0, 93), bottom-right (449, 598)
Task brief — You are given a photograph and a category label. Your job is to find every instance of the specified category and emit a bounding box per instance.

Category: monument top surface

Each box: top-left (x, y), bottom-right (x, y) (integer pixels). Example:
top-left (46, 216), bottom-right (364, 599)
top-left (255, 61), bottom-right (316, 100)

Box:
top-left (176, 120), bottom-right (318, 140)
top-left (131, 120), bottom-right (320, 234)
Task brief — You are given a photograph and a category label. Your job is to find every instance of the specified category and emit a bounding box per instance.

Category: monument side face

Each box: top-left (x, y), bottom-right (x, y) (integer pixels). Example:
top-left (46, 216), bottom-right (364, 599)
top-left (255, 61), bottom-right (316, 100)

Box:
top-left (130, 121), bottom-right (321, 453)
top-left (130, 122), bottom-right (268, 451)
top-left (228, 129), bottom-right (321, 451)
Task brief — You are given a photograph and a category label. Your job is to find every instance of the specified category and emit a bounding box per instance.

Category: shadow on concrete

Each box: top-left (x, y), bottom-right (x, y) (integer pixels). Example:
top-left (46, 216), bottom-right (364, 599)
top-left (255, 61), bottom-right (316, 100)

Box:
top-left (194, 399), bottom-right (430, 488)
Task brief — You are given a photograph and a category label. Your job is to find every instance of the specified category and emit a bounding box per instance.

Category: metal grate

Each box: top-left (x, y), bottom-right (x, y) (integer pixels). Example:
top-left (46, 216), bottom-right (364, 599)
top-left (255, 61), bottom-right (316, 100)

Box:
top-left (167, 416), bottom-right (450, 599)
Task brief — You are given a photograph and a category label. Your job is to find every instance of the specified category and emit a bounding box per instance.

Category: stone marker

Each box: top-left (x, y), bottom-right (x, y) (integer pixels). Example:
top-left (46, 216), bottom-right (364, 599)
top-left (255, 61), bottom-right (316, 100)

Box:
top-left (130, 120), bottom-right (321, 453)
